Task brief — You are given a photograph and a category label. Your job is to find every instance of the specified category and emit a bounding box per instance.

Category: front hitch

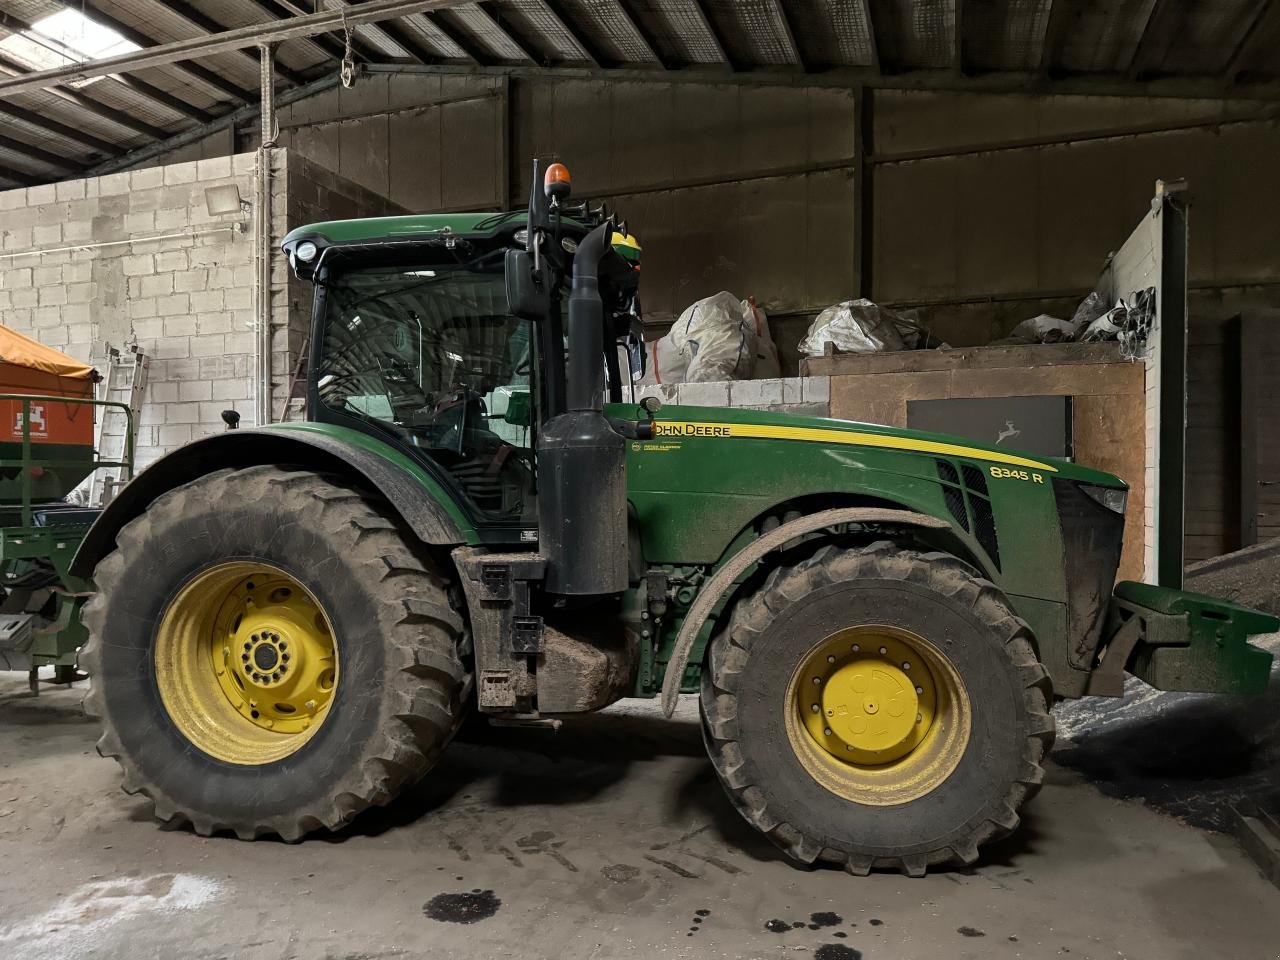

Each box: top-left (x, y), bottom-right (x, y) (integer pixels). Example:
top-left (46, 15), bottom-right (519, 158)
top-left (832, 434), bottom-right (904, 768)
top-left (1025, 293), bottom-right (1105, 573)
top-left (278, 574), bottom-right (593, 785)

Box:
top-left (1085, 581), bottom-right (1276, 696)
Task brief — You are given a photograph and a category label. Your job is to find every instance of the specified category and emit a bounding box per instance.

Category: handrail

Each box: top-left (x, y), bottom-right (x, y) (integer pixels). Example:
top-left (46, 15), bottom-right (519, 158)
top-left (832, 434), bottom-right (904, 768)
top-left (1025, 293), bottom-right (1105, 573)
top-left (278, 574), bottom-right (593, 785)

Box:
top-left (0, 393), bottom-right (135, 527)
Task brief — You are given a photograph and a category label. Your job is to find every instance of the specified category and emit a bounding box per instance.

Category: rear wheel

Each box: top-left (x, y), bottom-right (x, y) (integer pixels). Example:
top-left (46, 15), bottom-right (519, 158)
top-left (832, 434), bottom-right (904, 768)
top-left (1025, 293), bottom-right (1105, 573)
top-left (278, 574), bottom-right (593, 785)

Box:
top-left (81, 466), bottom-right (468, 840)
top-left (700, 541), bottom-right (1053, 876)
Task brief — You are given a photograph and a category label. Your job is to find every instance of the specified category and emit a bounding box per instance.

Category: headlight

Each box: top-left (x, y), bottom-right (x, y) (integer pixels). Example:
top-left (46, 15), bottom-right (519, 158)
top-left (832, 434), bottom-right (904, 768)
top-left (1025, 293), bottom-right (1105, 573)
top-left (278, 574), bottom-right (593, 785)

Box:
top-left (295, 240), bottom-right (318, 262)
top-left (1079, 482), bottom-right (1127, 515)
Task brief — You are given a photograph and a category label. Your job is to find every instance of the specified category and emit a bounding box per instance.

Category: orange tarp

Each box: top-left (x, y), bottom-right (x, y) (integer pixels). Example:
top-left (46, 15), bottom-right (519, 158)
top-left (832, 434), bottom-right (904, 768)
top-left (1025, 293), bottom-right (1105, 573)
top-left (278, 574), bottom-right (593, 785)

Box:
top-left (0, 327), bottom-right (96, 445)
top-left (0, 325), bottom-right (95, 379)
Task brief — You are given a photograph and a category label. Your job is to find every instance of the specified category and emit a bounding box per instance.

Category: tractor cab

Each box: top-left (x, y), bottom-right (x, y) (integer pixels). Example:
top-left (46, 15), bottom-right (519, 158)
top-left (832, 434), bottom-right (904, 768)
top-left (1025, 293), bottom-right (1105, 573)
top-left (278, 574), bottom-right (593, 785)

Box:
top-left (282, 162), bottom-right (644, 544)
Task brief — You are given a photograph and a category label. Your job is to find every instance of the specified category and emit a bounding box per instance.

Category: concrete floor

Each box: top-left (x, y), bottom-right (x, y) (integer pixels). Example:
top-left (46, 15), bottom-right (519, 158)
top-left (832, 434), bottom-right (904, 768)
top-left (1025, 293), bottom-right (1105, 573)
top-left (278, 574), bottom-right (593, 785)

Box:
top-left (1, 673), bottom-right (1276, 960)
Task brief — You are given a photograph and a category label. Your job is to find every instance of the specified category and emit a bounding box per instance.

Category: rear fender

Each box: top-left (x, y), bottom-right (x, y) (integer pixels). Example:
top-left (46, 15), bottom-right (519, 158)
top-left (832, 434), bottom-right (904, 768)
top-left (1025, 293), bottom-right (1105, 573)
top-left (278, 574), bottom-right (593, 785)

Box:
top-left (70, 427), bottom-right (472, 579)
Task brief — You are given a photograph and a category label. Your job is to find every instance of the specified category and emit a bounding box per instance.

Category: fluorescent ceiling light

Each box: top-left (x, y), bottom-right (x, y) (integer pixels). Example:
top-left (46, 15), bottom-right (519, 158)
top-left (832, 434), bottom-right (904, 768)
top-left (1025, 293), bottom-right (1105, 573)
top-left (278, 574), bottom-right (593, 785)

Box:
top-left (0, 9), bottom-right (141, 88)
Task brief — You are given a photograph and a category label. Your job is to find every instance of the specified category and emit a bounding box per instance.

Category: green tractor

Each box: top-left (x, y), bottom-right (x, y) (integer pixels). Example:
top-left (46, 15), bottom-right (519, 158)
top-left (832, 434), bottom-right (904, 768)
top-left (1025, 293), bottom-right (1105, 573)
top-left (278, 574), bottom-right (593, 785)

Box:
top-left (75, 161), bottom-right (1275, 876)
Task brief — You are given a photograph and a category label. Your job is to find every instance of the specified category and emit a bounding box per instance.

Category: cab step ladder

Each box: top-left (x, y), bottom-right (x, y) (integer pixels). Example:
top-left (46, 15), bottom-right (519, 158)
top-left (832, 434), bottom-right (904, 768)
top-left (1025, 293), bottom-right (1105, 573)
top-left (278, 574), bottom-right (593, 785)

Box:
top-left (90, 342), bottom-right (149, 507)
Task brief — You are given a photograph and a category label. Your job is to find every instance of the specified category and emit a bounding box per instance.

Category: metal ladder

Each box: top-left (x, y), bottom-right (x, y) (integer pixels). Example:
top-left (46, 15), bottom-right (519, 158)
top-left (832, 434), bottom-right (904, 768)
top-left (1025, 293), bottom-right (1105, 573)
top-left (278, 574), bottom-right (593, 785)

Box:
top-left (90, 342), bottom-right (149, 507)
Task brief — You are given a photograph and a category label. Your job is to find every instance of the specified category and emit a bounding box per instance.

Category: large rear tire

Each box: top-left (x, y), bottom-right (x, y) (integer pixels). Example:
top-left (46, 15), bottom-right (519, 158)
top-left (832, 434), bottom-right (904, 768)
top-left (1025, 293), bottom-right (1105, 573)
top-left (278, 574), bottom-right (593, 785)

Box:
top-left (700, 540), bottom-right (1053, 876)
top-left (81, 465), bottom-right (468, 840)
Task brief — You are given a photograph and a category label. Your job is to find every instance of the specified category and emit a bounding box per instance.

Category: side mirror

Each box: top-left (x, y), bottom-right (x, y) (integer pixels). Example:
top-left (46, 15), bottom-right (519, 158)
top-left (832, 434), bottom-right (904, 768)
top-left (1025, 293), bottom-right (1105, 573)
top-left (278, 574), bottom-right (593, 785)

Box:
top-left (626, 332), bottom-right (645, 383)
top-left (504, 248), bottom-right (549, 321)
top-left (502, 391), bottom-right (533, 427)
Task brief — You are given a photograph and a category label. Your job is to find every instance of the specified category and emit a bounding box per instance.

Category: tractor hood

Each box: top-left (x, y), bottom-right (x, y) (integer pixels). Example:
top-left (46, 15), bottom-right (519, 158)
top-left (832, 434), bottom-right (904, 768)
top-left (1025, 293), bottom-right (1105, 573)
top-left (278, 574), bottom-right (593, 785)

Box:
top-left (617, 401), bottom-right (1126, 489)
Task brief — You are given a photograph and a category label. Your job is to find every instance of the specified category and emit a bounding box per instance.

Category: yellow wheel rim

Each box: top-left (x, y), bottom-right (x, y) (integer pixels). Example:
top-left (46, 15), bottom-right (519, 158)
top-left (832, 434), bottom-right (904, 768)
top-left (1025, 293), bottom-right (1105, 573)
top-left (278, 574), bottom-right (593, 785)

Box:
top-left (785, 625), bottom-right (971, 806)
top-left (153, 561), bottom-right (338, 765)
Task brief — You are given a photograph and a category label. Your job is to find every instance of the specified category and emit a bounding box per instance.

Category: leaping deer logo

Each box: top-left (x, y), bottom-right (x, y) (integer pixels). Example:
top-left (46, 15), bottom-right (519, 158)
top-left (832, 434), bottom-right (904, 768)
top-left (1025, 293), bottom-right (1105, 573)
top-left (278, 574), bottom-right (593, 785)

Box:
top-left (996, 419), bottom-right (1020, 445)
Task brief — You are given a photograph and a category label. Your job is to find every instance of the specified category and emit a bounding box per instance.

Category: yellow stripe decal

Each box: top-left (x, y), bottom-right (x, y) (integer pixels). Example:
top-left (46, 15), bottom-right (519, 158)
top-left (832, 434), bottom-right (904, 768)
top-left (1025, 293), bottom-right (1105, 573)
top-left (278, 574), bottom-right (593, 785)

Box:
top-left (651, 421), bottom-right (1058, 473)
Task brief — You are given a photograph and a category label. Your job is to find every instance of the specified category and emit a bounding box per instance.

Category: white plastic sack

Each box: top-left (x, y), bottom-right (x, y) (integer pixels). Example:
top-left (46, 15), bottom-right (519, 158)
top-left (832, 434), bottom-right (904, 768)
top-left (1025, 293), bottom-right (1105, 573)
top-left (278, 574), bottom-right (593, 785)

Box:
top-left (1005, 314), bottom-right (1078, 344)
top-left (799, 299), bottom-right (907, 357)
top-left (641, 292), bottom-right (778, 384)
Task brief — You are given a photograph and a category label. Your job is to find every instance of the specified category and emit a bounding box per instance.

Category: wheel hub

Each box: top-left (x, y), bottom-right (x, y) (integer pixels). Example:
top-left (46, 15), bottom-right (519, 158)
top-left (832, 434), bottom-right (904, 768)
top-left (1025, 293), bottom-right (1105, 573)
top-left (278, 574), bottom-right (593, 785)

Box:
top-left (153, 561), bottom-right (340, 765)
top-left (215, 576), bottom-right (337, 734)
top-left (794, 627), bottom-right (951, 780)
top-left (822, 660), bottom-right (920, 760)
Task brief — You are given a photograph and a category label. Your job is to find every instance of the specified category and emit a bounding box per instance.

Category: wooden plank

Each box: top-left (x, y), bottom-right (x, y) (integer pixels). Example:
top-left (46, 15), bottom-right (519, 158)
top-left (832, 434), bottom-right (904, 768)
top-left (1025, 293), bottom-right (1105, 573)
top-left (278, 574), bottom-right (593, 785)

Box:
top-left (801, 341), bottom-right (1126, 377)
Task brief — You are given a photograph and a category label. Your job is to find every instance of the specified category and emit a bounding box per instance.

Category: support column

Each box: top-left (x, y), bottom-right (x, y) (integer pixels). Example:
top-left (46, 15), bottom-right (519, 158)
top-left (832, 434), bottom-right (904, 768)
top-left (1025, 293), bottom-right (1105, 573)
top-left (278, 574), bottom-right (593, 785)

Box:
top-left (255, 42), bottom-right (278, 426)
top-left (853, 85), bottom-right (874, 300)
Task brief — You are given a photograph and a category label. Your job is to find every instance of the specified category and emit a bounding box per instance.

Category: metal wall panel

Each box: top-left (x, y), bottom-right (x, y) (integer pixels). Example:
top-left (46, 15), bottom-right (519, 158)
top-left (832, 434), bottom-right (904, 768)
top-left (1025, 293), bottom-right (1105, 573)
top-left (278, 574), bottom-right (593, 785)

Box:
top-left (873, 119), bottom-right (1280, 303)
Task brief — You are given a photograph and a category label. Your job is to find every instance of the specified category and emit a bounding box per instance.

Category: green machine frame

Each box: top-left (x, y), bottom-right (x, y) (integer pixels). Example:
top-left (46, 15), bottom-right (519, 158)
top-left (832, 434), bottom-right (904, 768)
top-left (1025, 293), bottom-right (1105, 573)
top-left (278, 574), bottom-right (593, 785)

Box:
top-left (0, 394), bottom-right (135, 690)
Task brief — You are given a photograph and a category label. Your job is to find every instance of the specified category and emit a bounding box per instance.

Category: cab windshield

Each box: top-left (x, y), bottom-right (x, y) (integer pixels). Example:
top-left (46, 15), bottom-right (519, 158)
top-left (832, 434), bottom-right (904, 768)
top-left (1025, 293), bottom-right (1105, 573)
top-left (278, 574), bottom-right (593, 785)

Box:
top-left (315, 261), bottom-right (536, 524)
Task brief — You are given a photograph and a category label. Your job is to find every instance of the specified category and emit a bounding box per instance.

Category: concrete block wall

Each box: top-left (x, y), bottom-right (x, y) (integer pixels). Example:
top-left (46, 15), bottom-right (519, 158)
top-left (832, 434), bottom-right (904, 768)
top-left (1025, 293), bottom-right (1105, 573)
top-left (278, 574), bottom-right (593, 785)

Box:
top-left (637, 377), bottom-right (831, 418)
top-left (0, 148), bottom-right (402, 466)
top-left (0, 154), bottom-right (260, 470)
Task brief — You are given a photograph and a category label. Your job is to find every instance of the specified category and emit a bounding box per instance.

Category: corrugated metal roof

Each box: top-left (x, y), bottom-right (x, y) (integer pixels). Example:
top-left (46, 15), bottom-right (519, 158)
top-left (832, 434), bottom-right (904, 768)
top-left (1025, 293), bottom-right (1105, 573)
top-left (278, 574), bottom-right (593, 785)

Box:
top-left (560, 0), bottom-right (658, 64)
top-left (1, 0), bottom-right (1279, 185)
top-left (964, 0), bottom-right (1053, 72)
top-left (631, 0), bottom-right (725, 64)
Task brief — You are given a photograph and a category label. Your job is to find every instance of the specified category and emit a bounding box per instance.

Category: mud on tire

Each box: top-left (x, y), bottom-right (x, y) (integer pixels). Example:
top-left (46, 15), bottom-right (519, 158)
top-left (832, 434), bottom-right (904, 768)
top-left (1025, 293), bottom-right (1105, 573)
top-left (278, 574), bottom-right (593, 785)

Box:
top-left (80, 465), bottom-right (468, 840)
top-left (700, 540), bottom-right (1054, 876)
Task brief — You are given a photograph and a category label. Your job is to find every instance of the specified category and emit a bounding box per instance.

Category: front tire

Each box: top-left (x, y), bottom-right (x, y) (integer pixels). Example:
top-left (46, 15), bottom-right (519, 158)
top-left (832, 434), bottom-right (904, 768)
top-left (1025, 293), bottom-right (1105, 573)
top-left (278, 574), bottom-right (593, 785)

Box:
top-left (700, 541), bottom-right (1053, 876)
top-left (81, 465), bottom-right (468, 840)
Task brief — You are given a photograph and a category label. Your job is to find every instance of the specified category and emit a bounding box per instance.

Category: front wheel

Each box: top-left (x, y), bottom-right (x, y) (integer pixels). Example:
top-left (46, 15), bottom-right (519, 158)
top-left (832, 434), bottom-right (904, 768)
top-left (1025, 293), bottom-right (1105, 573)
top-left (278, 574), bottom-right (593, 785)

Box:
top-left (700, 541), bottom-right (1053, 876)
top-left (81, 466), bottom-right (468, 840)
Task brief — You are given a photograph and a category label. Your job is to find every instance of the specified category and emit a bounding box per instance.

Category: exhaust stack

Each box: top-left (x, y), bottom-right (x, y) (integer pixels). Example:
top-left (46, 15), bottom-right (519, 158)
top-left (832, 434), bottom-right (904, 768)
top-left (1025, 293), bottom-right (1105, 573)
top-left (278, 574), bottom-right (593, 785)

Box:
top-left (538, 221), bottom-right (628, 596)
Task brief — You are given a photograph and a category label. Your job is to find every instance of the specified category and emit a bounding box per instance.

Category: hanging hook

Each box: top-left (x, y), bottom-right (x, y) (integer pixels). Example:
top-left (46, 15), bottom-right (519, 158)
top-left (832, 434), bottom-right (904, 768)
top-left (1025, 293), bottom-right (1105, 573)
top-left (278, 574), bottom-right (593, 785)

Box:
top-left (340, 9), bottom-right (356, 89)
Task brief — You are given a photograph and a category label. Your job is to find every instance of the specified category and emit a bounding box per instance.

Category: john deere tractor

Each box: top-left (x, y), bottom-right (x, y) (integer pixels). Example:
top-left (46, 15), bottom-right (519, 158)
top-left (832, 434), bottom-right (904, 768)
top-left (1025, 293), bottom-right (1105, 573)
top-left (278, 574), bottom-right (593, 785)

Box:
top-left (74, 161), bottom-right (1276, 876)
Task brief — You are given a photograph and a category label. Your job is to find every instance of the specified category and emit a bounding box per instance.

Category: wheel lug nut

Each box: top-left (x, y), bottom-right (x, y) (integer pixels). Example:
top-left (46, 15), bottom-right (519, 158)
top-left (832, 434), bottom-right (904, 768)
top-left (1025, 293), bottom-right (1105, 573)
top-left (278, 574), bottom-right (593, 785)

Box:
top-left (916, 686), bottom-right (923, 694)
top-left (272, 671), bottom-right (281, 681)
top-left (810, 703), bottom-right (819, 713)
top-left (879, 646), bottom-right (887, 655)
top-left (812, 677), bottom-right (820, 685)
top-left (916, 713), bottom-right (923, 723)
top-left (902, 662), bottom-right (910, 670)
top-left (826, 655), bottom-right (835, 663)
top-left (281, 654), bottom-right (290, 663)
top-left (241, 653), bottom-right (249, 661)
top-left (243, 642), bottom-right (251, 651)
top-left (851, 644), bottom-right (860, 652)
top-left (824, 728), bottom-right (832, 737)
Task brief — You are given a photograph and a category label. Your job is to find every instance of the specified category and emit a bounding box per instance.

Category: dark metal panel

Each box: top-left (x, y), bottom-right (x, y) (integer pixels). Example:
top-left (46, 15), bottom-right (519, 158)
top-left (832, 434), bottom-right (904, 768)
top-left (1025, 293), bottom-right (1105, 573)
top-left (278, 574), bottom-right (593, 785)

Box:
top-left (707, 0), bottom-right (795, 67)
top-left (70, 1), bottom-right (257, 102)
top-left (501, 0), bottom-right (593, 61)
top-left (787, 0), bottom-right (877, 68)
top-left (173, 0), bottom-right (332, 70)
top-left (388, 104), bottom-right (443, 209)
top-left (473, 2), bottom-right (543, 61)
top-left (627, 0), bottom-right (726, 64)
top-left (559, 0), bottom-right (659, 64)
top-left (1132, 0), bottom-right (1260, 77)
top-left (129, 0), bottom-right (309, 84)
top-left (963, 0), bottom-right (1054, 72)
top-left (867, 0), bottom-right (954, 69)
top-left (0, 98), bottom-right (123, 156)
top-left (451, 3), bottom-right (532, 60)
top-left (439, 94), bottom-right (503, 207)
top-left (1232, 0), bottom-right (1280, 82)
